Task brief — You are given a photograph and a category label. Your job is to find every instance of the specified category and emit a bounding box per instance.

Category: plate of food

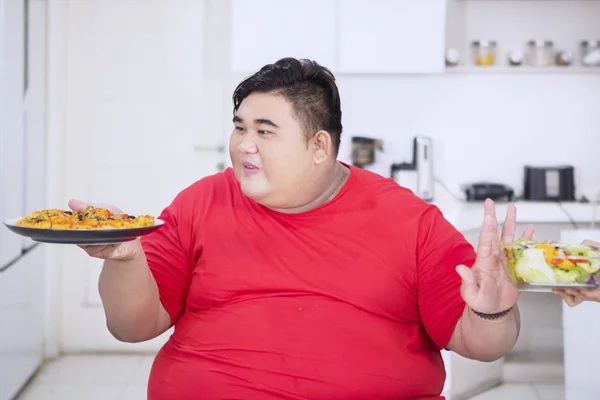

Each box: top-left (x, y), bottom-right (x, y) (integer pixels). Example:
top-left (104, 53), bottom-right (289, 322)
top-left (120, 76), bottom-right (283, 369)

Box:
top-left (500, 239), bottom-right (600, 292)
top-left (3, 206), bottom-right (164, 245)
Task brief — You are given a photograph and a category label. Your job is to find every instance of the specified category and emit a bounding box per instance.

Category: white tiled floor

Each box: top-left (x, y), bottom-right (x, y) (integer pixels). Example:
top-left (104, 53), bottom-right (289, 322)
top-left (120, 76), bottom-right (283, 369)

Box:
top-left (469, 383), bottom-right (564, 400)
top-left (15, 354), bottom-right (565, 400)
top-left (16, 355), bottom-right (151, 400)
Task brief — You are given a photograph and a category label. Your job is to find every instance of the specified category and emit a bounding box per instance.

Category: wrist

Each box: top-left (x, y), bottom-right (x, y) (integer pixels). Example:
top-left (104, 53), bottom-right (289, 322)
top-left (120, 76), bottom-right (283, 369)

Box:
top-left (470, 306), bottom-right (514, 321)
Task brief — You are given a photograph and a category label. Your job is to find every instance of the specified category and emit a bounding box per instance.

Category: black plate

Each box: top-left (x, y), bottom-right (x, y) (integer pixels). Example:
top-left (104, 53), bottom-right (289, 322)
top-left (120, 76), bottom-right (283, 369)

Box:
top-left (3, 218), bottom-right (165, 245)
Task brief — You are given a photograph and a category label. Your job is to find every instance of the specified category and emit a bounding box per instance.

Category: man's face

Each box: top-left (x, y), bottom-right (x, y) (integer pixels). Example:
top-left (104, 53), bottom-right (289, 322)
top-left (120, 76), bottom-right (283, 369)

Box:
top-left (229, 92), bottom-right (317, 209)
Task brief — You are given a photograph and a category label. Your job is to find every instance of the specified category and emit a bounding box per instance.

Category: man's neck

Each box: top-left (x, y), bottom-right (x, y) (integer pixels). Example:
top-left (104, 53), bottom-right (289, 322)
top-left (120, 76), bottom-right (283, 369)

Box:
top-left (270, 162), bottom-right (350, 214)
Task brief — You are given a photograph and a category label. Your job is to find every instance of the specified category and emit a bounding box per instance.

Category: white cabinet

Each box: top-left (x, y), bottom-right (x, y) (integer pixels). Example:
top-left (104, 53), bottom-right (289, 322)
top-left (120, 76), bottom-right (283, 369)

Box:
top-left (337, 0), bottom-right (448, 74)
top-left (229, 0), bottom-right (447, 75)
top-left (0, 245), bottom-right (45, 400)
top-left (561, 229), bottom-right (600, 400)
top-left (0, 1), bottom-right (45, 397)
top-left (0, 0), bottom-right (25, 267)
top-left (23, 0), bottom-right (47, 249)
top-left (230, 0), bottom-right (337, 73)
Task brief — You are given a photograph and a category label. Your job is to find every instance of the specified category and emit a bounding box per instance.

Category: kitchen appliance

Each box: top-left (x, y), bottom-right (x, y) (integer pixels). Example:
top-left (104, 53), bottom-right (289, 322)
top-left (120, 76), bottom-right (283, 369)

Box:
top-left (414, 136), bottom-right (434, 202)
top-left (350, 136), bottom-right (383, 168)
top-left (462, 182), bottom-right (514, 202)
top-left (523, 165), bottom-right (575, 202)
top-left (391, 136), bottom-right (434, 201)
top-left (391, 162), bottom-right (418, 194)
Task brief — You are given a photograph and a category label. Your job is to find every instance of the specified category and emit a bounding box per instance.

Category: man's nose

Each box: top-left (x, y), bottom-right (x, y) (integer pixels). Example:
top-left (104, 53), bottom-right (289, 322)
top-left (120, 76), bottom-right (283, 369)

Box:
top-left (237, 135), bottom-right (258, 153)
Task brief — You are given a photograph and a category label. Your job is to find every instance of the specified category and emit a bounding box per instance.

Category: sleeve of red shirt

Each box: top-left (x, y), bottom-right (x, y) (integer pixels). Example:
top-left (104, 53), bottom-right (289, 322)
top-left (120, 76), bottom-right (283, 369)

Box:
top-left (140, 196), bottom-right (193, 326)
top-left (416, 206), bottom-right (477, 350)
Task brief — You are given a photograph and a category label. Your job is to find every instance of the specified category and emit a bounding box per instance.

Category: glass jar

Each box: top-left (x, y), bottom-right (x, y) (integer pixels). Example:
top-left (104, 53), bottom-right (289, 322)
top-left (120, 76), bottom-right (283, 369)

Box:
top-left (445, 48), bottom-right (460, 67)
top-left (555, 50), bottom-right (574, 67)
top-left (526, 40), bottom-right (554, 66)
top-left (581, 40), bottom-right (600, 66)
top-left (508, 50), bottom-right (524, 66)
top-left (471, 40), bottom-right (497, 66)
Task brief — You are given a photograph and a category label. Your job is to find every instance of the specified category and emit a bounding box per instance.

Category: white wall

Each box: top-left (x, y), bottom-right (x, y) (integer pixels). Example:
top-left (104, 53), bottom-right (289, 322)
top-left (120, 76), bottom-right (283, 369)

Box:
top-left (335, 73), bottom-right (600, 200)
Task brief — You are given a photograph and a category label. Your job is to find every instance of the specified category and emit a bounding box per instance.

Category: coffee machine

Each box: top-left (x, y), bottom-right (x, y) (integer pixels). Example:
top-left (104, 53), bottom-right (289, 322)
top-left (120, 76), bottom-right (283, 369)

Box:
top-left (414, 136), bottom-right (434, 201)
top-left (350, 136), bottom-right (383, 168)
top-left (392, 136), bottom-right (434, 202)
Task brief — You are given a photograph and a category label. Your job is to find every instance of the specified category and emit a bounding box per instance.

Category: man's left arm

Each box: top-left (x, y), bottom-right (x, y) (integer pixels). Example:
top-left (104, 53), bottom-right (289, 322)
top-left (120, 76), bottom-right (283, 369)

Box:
top-left (416, 204), bottom-right (524, 362)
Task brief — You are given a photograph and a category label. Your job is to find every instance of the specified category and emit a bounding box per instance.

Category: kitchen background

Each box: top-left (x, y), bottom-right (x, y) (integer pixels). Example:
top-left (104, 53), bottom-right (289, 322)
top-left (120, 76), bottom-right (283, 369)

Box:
top-left (1, 0), bottom-right (600, 399)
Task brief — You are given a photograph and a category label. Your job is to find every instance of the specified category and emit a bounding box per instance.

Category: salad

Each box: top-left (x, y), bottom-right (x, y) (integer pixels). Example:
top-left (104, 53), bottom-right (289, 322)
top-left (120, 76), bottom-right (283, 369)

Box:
top-left (501, 239), bottom-right (600, 286)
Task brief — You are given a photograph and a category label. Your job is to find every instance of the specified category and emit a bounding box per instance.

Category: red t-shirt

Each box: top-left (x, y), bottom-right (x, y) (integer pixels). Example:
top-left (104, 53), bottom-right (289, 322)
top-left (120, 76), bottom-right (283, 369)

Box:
top-left (141, 165), bottom-right (475, 400)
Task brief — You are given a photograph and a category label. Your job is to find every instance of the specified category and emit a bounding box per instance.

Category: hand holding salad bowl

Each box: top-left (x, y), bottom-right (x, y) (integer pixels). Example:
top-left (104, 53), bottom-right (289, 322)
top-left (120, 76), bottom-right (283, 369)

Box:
top-left (548, 240), bottom-right (600, 306)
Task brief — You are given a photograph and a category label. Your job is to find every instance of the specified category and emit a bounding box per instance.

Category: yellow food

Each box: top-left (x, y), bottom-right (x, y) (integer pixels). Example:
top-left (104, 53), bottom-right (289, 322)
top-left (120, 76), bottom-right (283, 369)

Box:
top-left (534, 244), bottom-right (557, 265)
top-left (476, 54), bottom-right (495, 66)
top-left (16, 206), bottom-right (155, 230)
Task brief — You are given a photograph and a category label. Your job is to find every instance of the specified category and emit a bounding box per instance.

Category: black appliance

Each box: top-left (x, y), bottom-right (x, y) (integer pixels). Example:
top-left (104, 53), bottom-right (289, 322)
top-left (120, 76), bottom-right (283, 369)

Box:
top-left (462, 182), bottom-right (515, 202)
top-left (523, 165), bottom-right (575, 202)
top-left (350, 136), bottom-right (383, 168)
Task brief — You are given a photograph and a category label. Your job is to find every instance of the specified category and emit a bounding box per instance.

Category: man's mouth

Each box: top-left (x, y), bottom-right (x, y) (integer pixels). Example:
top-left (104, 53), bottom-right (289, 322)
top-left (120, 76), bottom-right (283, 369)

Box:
top-left (241, 161), bottom-right (260, 175)
top-left (241, 161), bottom-right (258, 169)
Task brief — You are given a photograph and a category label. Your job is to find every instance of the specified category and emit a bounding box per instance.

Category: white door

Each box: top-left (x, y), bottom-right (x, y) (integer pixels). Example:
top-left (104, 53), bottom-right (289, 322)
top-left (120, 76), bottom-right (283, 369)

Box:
top-left (0, 0), bottom-right (25, 267)
top-left (56, 0), bottom-right (230, 352)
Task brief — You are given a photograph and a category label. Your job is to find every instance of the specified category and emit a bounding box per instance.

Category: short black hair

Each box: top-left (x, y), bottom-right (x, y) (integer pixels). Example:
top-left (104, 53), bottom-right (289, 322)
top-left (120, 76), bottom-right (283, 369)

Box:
top-left (232, 57), bottom-right (343, 155)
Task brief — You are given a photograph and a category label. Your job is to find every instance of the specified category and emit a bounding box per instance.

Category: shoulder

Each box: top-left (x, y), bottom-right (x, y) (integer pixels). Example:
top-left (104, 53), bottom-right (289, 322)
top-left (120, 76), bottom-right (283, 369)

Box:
top-left (349, 166), bottom-right (435, 217)
top-left (170, 168), bottom-right (237, 208)
top-left (347, 166), bottom-right (460, 245)
top-left (155, 168), bottom-right (239, 229)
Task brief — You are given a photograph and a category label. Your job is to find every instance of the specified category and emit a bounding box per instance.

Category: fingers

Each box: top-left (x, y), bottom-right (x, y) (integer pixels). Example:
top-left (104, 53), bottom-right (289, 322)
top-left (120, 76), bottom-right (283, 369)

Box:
top-left (553, 289), bottom-right (584, 307)
top-left (100, 203), bottom-right (123, 214)
top-left (456, 265), bottom-right (478, 304)
top-left (521, 224), bottom-right (535, 240)
top-left (567, 288), bottom-right (600, 303)
top-left (78, 240), bottom-right (141, 261)
top-left (68, 198), bottom-right (123, 214)
top-left (68, 199), bottom-right (88, 212)
top-left (78, 244), bottom-right (121, 259)
top-left (500, 204), bottom-right (517, 245)
top-left (553, 288), bottom-right (600, 306)
top-left (583, 239), bottom-right (600, 249)
top-left (476, 199), bottom-right (500, 258)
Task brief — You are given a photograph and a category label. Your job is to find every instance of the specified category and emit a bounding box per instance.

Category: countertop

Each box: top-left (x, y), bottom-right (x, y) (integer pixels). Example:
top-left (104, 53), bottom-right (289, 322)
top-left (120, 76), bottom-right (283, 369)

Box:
top-left (431, 182), bottom-right (599, 232)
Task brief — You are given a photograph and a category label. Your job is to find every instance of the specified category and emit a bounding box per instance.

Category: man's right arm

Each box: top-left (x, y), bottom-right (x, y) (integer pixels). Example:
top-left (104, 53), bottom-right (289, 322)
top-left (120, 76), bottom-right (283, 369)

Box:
top-left (69, 198), bottom-right (177, 343)
top-left (96, 239), bottom-right (172, 343)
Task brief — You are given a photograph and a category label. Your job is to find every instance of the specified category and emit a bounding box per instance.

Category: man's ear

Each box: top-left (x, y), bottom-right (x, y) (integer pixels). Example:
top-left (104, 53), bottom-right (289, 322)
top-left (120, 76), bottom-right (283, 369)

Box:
top-left (312, 130), bottom-right (332, 164)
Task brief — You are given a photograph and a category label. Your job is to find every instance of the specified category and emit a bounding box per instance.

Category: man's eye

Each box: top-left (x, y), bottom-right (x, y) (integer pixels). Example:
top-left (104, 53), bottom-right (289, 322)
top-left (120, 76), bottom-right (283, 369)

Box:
top-left (235, 126), bottom-right (245, 132)
top-left (258, 130), bottom-right (270, 135)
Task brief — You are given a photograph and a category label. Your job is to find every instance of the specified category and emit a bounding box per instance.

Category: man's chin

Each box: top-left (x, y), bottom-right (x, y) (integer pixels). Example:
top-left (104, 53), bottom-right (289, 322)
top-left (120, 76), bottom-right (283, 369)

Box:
top-left (239, 181), bottom-right (269, 202)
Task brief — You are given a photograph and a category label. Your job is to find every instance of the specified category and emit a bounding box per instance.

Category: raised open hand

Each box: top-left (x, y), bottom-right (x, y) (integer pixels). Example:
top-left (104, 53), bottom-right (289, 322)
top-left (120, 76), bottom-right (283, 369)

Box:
top-left (456, 199), bottom-right (535, 314)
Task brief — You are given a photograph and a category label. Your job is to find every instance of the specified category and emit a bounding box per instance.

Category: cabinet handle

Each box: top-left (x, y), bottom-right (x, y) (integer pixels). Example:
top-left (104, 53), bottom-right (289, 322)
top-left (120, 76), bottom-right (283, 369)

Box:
top-left (217, 162), bottom-right (226, 171)
top-left (193, 144), bottom-right (225, 152)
